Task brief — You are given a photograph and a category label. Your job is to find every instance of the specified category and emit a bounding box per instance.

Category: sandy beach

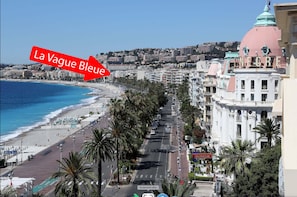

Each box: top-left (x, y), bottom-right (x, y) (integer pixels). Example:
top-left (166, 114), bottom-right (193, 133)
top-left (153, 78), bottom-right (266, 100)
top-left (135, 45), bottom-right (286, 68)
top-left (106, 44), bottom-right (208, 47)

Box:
top-left (1, 80), bottom-right (124, 164)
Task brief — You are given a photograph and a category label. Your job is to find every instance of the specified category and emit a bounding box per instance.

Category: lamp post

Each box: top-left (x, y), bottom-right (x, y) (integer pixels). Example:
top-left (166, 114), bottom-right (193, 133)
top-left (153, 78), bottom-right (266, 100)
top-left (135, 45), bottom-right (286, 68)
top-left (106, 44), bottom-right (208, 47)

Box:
top-left (57, 144), bottom-right (63, 171)
top-left (8, 169), bottom-right (13, 187)
top-left (20, 138), bottom-right (23, 164)
top-left (72, 135), bottom-right (76, 152)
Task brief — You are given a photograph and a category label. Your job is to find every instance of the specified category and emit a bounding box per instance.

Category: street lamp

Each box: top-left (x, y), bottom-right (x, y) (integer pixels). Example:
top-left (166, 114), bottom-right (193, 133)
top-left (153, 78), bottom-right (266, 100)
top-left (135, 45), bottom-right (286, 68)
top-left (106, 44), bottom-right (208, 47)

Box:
top-left (72, 135), bottom-right (76, 152)
top-left (8, 169), bottom-right (13, 187)
top-left (20, 138), bottom-right (23, 164)
top-left (57, 144), bottom-right (63, 171)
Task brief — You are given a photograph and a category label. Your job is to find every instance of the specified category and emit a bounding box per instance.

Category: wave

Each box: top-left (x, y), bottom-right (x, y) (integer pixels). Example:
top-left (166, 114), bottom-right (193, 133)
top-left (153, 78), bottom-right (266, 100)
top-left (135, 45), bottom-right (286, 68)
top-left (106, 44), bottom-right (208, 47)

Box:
top-left (0, 94), bottom-right (99, 143)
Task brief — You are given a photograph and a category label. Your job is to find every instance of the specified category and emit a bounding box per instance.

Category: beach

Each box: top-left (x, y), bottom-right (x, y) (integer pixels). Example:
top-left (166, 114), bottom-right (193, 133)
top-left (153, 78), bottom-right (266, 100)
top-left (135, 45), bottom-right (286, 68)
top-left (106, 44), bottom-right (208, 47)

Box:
top-left (1, 80), bottom-right (124, 164)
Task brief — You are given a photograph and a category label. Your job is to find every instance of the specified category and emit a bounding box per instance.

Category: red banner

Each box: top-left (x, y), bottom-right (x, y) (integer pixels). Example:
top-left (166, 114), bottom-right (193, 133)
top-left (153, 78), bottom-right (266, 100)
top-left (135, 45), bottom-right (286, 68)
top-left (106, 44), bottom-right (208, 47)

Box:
top-left (192, 152), bottom-right (212, 159)
top-left (30, 46), bottom-right (110, 81)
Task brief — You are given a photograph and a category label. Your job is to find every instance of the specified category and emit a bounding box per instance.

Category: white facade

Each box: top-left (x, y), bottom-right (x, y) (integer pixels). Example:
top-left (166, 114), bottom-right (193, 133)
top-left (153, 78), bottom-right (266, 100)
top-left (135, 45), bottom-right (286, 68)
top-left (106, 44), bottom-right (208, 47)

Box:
top-left (210, 4), bottom-right (286, 151)
top-left (189, 71), bottom-right (205, 108)
top-left (203, 59), bottom-right (223, 132)
top-left (188, 61), bottom-right (211, 118)
top-left (212, 68), bottom-right (281, 149)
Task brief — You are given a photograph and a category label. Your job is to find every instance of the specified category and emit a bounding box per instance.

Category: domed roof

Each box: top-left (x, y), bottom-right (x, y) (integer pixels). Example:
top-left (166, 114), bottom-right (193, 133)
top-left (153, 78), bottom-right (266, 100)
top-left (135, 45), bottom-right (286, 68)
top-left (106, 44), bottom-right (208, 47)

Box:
top-left (254, 4), bottom-right (276, 26)
top-left (239, 26), bottom-right (281, 57)
top-left (238, 3), bottom-right (286, 68)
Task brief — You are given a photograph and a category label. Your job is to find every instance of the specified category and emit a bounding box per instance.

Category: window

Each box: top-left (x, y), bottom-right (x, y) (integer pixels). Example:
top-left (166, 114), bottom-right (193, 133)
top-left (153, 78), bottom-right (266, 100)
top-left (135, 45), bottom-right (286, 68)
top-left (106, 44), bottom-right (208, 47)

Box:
top-left (261, 142), bottom-right (268, 149)
top-left (261, 45), bottom-right (271, 56)
top-left (237, 110), bottom-right (242, 122)
top-left (275, 80), bottom-right (279, 91)
top-left (237, 124), bottom-right (242, 138)
top-left (262, 80), bottom-right (268, 90)
top-left (213, 87), bottom-right (216, 93)
top-left (275, 94), bottom-right (278, 100)
top-left (241, 94), bottom-right (245, 101)
top-left (251, 94), bottom-right (254, 101)
top-left (243, 47), bottom-right (249, 56)
top-left (206, 87), bottom-right (210, 93)
top-left (241, 80), bottom-right (245, 89)
top-left (251, 80), bottom-right (255, 90)
top-left (261, 111), bottom-right (267, 120)
top-left (206, 115), bottom-right (211, 123)
top-left (261, 94), bottom-right (267, 101)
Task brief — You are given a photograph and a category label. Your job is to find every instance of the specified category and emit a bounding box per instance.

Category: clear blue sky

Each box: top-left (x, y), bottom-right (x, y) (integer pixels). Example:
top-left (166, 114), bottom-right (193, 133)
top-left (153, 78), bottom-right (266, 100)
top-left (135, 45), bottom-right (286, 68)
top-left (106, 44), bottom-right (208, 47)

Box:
top-left (1, 0), bottom-right (295, 64)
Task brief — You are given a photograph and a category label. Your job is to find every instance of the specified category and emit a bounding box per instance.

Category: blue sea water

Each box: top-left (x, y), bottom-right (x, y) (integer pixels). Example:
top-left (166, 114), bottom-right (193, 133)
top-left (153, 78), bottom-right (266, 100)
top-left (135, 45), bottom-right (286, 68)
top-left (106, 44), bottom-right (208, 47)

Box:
top-left (0, 80), bottom-right (94, 141)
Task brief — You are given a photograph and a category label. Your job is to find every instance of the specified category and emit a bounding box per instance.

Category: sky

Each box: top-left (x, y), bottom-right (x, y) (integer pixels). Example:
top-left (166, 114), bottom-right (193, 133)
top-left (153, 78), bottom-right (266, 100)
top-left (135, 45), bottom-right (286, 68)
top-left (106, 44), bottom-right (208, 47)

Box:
top-left (1, 0), bottom-right (296, 64)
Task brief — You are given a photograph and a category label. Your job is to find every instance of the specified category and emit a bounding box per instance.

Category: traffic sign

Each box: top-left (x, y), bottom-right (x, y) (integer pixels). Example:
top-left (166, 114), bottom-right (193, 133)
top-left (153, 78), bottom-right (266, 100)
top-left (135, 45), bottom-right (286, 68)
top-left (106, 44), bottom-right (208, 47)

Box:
top-left (137, 185), bottom-right (160, 191)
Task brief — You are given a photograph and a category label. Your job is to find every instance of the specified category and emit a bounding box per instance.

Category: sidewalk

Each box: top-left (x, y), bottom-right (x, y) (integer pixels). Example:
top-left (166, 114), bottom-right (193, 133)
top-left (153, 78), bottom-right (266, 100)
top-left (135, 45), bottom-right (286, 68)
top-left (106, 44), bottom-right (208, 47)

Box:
top-left (168, 102), bottom-right (189, 181)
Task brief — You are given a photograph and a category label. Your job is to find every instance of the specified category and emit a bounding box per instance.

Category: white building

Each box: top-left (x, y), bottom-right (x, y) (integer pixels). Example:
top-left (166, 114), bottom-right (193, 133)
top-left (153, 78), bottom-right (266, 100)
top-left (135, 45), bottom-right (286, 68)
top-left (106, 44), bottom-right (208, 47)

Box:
top-left (211, 4), bottom-right (286, 150)
top-left (203, 59), bottom-right (223, 133)
top-left (188, 60), bottom-right (210, 109)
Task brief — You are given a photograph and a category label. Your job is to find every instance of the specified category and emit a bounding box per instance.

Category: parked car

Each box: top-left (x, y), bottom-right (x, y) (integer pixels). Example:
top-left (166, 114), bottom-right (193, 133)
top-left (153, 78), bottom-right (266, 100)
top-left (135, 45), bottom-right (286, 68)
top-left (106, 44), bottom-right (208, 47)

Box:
top-left (150, 130), bottom-right (156, 135)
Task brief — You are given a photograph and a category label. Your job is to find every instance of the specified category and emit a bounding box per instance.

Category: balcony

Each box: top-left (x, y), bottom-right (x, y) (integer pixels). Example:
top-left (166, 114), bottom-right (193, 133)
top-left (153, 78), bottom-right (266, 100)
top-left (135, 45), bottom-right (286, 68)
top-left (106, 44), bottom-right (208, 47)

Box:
top-left (212, 95), bottom-right (273, 108)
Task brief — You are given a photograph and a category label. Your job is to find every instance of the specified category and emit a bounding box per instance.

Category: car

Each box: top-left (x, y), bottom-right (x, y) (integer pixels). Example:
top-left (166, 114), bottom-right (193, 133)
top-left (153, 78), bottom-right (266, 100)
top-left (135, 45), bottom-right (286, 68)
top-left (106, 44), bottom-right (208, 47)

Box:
top-left (151, 121), bottom-right (158, 129)
top-left (157, 114), bottom-right (161, 120)
top-left (150, 130), bottom-right (156, 135)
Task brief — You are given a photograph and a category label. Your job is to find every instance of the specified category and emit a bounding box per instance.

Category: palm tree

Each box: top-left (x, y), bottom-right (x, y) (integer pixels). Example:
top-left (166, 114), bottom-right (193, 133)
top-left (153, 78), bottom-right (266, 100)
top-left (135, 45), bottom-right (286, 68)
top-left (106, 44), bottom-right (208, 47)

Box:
top-left (1, 185), bottom-right (17, 197)
top-left (109, 119), bottom-right (130, 184)
top-left (52, 152), bottom-right (95, 197)
top-left (109, 98), bottom-right (125, 121)
top-left (83, 129), bottom-right (115, 197)
top-left (154, 179), bottom-right (196, 197)
top-left (253, 118), bottom-right (280, 148)
top-left (109, 97), bottom-right (139, 183)
top-left (219, 139), bottom-right (255, 178)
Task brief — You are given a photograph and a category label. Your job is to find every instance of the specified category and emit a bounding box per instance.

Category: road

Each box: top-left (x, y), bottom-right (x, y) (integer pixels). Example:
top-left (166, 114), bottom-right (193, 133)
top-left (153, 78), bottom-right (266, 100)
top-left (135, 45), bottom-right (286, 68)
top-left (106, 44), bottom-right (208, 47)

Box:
top-left (102, 97), bottom-right (175, 197)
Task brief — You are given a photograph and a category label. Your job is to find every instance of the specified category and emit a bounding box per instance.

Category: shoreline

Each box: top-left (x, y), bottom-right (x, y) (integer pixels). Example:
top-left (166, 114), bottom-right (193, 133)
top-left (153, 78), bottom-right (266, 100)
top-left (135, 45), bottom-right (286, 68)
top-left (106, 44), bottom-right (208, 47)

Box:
top-left (0, 79), bottom-right (124, 163)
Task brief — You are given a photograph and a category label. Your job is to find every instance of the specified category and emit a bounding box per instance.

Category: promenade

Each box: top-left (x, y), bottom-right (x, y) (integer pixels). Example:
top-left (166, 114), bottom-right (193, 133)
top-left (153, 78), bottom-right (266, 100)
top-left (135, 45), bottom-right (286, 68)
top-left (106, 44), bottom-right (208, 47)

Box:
top-left (0, 114), bottom-right (111, 196)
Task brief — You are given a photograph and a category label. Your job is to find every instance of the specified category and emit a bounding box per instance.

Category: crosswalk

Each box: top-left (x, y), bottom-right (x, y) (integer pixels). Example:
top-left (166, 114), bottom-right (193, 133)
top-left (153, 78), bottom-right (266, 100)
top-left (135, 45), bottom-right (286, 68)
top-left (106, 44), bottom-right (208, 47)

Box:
top-left (134, 174), bottom-right (164, 180)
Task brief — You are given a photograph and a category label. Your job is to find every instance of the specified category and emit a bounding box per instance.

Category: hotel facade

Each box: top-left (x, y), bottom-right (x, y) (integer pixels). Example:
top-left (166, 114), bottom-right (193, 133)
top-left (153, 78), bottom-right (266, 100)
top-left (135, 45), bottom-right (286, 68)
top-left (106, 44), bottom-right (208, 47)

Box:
top-left (210, 4), bottom-right (287, 151)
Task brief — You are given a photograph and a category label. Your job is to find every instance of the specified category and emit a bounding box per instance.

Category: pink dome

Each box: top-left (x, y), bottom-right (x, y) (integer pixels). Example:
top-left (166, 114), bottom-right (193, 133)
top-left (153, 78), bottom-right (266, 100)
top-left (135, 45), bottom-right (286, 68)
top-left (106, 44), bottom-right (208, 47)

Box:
top-left (237, 4), bottom-right (286, 69)
top-left (239, 26), bottom-right (281, 57)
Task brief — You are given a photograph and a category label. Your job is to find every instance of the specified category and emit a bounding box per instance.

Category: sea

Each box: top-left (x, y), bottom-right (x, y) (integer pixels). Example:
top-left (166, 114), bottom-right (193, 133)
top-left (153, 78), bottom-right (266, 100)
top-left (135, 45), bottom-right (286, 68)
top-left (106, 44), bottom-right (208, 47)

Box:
top-left (0, 80), bottom-right (96, 142)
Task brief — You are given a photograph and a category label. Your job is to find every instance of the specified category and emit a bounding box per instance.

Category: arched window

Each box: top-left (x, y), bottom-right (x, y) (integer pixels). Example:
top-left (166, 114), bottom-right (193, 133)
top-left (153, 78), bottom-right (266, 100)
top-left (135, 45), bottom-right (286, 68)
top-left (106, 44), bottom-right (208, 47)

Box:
top-left (261, 45), bottom-right (271, 56)
top-left (261, 111), bottom-right (267, 120)
top-left (243, 46), bottom-right (249, 56)
top-left (236, 110), bottom-right (242, 122)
